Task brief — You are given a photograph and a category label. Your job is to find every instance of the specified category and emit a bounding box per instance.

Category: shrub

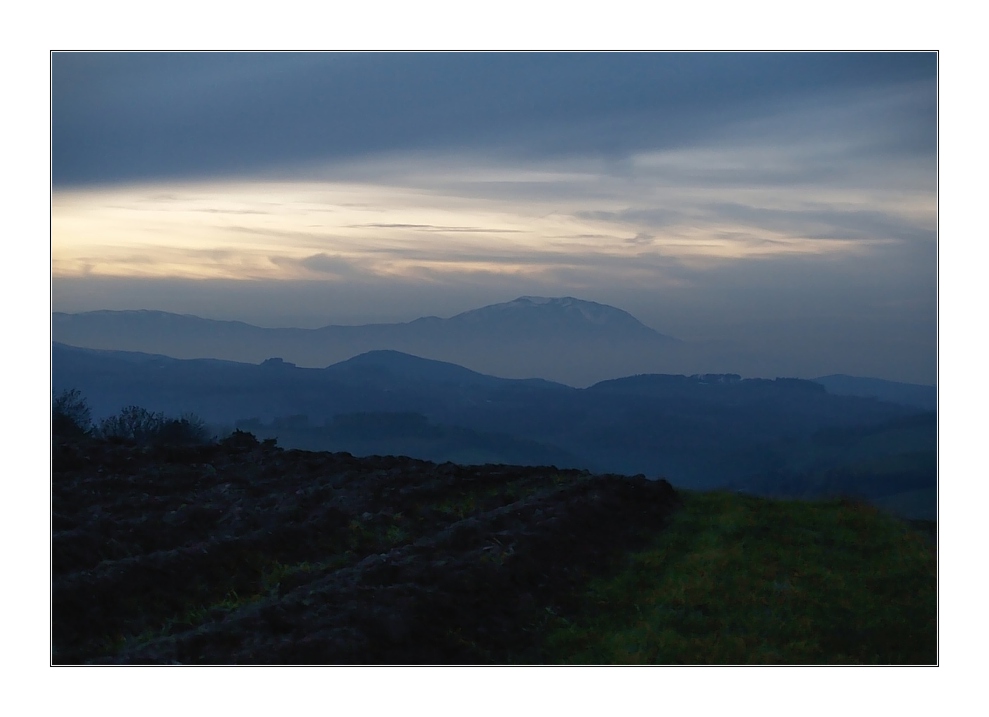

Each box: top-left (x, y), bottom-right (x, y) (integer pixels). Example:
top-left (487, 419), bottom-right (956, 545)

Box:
top-left (98, 406), bottom-right (167, 443)
top-left (157, 413), bottom-right (213, 445)
top-left (52, 389), bottom-right (92, 436)
top-left (97, 407), bottom-right (212, 445)
top-left (220, 429), bottom-right (260, 449)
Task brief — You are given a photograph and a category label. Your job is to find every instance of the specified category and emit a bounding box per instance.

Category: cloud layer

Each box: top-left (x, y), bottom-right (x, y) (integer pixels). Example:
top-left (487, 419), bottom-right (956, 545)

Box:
top-left (52, 53), bottom-right (935, 186)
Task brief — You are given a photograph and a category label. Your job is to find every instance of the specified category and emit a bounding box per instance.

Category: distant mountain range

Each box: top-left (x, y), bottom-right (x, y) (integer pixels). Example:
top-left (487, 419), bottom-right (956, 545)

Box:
top-left (53, 343), bottom-right (933, 503)
top-left (52, 296), bottom-right (677, 387)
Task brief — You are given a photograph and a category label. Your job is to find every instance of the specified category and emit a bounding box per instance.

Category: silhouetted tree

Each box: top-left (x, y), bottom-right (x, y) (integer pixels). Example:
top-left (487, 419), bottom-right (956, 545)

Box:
top-left (52, 389), bottom-right (92, 436)
top-left (98, 406), bottom-right (166, 443)
top-left (98, 406), bottom-right (213, 445)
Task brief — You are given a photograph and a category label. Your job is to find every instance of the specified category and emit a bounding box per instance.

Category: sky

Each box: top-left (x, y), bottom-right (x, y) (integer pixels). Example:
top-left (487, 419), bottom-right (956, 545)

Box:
top-left (50, 52), bottom-right (937, 383)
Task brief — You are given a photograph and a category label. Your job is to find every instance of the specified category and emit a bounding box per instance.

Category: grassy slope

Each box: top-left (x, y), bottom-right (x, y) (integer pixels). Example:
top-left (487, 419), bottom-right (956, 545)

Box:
top-left (53, 432), bottom-right (937, 664)
top-left (545, 491), bottom-right (936, 664)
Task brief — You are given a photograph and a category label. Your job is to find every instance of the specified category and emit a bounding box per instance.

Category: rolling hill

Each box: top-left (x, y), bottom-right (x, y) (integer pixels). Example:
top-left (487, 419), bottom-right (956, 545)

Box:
top-left (53, 342), bottom-right (932, 503)
top-left (812, 374), bottom-right (937, 411)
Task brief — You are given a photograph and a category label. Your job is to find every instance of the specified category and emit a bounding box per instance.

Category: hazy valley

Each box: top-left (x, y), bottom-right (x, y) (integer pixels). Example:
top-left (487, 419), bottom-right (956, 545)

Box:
top-left (52, 296), bottom-right (936, 520)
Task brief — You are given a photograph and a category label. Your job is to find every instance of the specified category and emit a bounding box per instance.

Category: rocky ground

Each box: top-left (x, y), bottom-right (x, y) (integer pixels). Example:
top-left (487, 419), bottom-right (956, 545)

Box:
top-left (52, 431), bottom-right (680, 664)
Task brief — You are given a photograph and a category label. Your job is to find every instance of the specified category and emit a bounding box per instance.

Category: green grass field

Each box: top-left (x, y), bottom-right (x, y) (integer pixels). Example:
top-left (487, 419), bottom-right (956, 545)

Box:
top-left (545, 491), bottom-right (937, 664)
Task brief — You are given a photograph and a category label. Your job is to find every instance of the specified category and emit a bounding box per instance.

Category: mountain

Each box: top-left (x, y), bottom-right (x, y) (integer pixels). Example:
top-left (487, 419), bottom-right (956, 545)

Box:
top-left (51, 342), bottom-right (580, 468)
top-left (51, 342), bottom-right (571, 425)
top-left (51, 297), bottom-right (678, 386)
top-left (324, 349), bottom-right (565, 390)
top-left (438, 296), bottom-right (666, 340)
top-left (53, 342), bottom-right (931, 495)
top-left (813, 374), bottom-right (937, 411)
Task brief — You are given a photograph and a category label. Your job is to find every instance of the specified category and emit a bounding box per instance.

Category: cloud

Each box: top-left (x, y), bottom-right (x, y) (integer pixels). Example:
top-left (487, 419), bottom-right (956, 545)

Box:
top-left (742, 202), bottom-right (932, 243)
top-left (52, 53), bottom-right (936, 187)
top-left (193, 208), bottom-right (270, 215)
top-left (579, 209), bottom-right (685, 229)
top-left (52, 134), bottom-right (935, 288)
top-left (279, 253), bottom-right (367, 278)
top-left (626, 232), bottom-right (655, 246)
top-left (352, 223), bottom-right (523, 234)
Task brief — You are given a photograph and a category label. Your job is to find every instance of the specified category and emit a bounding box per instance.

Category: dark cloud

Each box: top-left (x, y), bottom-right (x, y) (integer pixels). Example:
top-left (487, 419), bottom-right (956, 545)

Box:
top-left (52, 52), bottom-right (936, 186)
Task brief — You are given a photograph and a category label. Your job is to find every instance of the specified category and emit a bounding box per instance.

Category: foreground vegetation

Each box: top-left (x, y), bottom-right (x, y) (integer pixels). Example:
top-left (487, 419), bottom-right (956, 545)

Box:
top-left (53, 429), bottom-right (683, 664)
top-left (546, 491), bottom-right (936, 664)
top-left (52, 392), bottom-right (936, 664)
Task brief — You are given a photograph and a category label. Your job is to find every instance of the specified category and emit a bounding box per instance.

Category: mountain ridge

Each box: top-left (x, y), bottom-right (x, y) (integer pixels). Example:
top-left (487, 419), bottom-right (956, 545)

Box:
top-left (53, 341), bottom-right (930, 492)
top-left (53, 296), bottom-right (672, 336)
top-left (52, 296), bottom-right (678, 386)
top-left (812, 374), bottom-right (937, 411)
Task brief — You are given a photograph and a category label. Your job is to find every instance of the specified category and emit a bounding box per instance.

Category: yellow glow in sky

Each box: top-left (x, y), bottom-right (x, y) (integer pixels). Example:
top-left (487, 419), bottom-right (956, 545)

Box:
top-left (51, 160), bottom-right (930, 284)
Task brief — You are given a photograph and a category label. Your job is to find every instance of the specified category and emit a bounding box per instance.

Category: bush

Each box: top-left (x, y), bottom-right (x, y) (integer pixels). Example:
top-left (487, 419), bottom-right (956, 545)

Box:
top-left (98, 406), bottom-right (166, 443)
top-left (220, 429), bottom-right (260, 449)
top-left (157, 414), bottom-right (213, 445)
top-left (53, 389), bottom-right (92, 436)
top-left (98, 406), bottom-right (213, 445)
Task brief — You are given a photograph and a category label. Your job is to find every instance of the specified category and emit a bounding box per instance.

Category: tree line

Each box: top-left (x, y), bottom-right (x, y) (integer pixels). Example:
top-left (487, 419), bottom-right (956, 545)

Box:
top-left (52, 389), bottom-right (212, 445)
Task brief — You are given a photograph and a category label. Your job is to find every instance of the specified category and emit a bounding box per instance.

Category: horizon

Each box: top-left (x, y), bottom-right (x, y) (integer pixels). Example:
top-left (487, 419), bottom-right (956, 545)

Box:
top-left (52, 296), bottom-right (937, 388)
top-left (52, 335), bottom-right (938, 390)
top-left (51, 53), bottom-right (937, 384)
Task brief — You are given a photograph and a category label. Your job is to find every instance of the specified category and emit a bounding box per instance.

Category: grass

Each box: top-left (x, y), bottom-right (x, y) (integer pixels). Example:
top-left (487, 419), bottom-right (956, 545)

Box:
top-left (95, 554), bottom-right (349, 655)
top-left (544, 490), bottom-right (936, 664)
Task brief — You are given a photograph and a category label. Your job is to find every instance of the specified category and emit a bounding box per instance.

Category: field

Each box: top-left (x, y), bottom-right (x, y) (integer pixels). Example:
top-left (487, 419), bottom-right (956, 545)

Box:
top-left (545, 491), bottom-right (936, 664)
top-left (52, 433), bottom-right (936, 664)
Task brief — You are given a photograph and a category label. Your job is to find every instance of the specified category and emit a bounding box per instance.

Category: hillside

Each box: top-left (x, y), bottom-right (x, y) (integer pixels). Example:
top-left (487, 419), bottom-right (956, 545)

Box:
top-left (813, 374), bottom-right (937, 411)
top-left (52, 431), bottom-right (936, 664)
top-left (53, 343), bottom-right (934, 506)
